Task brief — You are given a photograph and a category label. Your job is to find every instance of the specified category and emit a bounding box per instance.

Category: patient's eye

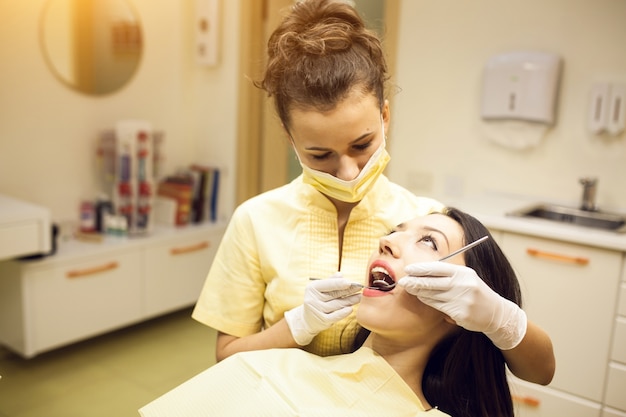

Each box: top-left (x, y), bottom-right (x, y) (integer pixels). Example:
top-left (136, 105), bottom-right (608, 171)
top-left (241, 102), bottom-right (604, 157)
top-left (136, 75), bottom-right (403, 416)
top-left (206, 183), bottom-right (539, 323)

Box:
top-left (418, 234), bottom-right (438, 251)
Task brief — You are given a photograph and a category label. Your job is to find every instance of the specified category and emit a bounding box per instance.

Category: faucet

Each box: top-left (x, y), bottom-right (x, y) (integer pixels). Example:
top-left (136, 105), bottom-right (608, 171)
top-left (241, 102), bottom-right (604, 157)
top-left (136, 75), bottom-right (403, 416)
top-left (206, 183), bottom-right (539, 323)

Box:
top-left (579, 177), bottom-right (598, 211)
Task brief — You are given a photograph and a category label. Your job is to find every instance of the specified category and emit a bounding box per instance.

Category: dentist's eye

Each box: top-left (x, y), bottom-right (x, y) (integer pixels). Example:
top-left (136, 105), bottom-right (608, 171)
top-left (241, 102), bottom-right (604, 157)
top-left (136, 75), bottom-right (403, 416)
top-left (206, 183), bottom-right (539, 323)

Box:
top-left (311, 152), bottom-right (331, 160)
top-left (353, 140), bottom-right (373, 152)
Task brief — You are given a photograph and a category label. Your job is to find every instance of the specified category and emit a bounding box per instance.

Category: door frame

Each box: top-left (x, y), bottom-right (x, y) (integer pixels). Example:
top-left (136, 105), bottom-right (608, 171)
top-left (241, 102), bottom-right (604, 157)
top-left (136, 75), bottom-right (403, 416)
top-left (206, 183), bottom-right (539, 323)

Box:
top-left (235, 0), bottom-right (400, 205)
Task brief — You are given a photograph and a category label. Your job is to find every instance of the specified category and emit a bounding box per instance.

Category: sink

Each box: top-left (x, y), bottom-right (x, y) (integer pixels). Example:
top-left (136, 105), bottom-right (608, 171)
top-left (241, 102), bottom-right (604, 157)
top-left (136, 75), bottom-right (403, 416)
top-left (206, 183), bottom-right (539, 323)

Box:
top-left (507, 203), bottom-right (626, 233)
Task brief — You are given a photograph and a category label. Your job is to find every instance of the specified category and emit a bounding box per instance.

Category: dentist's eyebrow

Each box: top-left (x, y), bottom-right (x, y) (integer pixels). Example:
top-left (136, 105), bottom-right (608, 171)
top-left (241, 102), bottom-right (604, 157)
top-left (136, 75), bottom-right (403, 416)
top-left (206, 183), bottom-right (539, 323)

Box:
top-left (304, 131), bottom-right (375, 151)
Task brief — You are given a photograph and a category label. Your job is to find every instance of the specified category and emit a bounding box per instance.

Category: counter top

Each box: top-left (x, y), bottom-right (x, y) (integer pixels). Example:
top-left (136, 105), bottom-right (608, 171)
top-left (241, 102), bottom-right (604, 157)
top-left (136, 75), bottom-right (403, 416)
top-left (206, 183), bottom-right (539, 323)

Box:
top-left (447, 193), bottom-right (626, 252)
top-left (14, 221), bottom-right (228, 268)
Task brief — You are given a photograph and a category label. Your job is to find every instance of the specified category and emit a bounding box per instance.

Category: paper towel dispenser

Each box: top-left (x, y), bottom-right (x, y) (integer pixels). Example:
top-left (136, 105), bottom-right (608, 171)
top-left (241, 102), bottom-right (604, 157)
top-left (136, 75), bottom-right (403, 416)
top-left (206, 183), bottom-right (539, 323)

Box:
top-left (481, 51), bottom-right (561, 125)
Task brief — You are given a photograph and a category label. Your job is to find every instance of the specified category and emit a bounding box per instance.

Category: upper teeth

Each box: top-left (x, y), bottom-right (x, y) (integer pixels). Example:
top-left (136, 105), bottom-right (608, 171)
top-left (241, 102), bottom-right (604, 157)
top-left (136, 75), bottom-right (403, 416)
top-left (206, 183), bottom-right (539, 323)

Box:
top-left (372, 266), bottom-right (391, 275)
top-left (371, 266), bottom-right (393, 283)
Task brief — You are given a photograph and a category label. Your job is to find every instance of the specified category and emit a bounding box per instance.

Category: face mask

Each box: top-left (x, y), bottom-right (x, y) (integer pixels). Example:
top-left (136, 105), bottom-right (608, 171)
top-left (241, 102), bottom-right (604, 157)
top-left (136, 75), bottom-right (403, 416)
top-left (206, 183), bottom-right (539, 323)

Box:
top-left (296, 120), bottom-right (390, 203)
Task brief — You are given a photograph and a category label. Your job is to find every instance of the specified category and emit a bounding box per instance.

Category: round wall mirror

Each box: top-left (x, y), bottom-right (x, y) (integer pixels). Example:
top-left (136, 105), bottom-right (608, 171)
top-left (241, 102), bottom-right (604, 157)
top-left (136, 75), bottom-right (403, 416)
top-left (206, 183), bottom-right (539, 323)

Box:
top-left (40, 0), bottom-right (143, 96)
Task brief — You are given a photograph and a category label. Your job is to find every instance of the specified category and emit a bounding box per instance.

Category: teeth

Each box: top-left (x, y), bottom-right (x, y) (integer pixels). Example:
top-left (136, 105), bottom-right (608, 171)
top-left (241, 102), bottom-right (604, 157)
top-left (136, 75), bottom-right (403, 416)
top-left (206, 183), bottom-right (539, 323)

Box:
top-left (370, 266), bottom-right (395, 289)
top-left (371, 266), bottom-right (391, 276)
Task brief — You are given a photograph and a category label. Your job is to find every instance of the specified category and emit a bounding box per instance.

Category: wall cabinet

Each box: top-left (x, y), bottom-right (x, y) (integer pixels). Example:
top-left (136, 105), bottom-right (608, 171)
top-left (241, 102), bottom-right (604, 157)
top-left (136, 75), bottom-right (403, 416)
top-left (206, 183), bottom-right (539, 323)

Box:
top-left (0, 223), bottom-right (224, 358)
top-left (493, 231), bottom-right (625, 416)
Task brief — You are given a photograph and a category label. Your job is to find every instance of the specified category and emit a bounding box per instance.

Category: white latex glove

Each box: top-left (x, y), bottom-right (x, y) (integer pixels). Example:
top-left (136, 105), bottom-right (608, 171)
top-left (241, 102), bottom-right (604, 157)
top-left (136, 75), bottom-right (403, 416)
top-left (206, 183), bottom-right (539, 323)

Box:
top-left (398, 262), bottom-right (527, 350)
top-left (284, 274), bottom-right (362, 346)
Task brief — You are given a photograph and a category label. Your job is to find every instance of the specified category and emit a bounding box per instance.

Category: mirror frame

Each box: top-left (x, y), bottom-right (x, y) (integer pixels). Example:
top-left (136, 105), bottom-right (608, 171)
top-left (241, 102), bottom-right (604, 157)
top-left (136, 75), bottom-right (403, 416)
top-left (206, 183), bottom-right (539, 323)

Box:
top-left (39, 0), bottom-right (143, 96)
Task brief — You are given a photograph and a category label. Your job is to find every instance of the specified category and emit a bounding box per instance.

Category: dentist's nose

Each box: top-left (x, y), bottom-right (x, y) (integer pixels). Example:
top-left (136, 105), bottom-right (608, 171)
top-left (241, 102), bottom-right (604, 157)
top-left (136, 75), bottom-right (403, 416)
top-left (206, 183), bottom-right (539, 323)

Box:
top-left (335, 155), bottom-right (360, 181)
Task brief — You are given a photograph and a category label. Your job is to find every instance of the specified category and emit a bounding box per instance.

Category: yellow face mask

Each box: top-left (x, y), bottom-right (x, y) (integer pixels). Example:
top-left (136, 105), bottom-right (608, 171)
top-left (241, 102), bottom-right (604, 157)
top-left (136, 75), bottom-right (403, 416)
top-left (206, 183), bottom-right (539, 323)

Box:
top-left (297, 121), bottom-right (390, 203)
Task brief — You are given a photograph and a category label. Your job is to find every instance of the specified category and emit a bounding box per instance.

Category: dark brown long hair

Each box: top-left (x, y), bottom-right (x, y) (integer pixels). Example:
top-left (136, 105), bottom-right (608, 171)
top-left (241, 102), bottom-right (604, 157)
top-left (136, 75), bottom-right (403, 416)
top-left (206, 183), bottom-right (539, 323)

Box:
top-left (422, 207), bottom-right (518, 417)
top-left (354, 207), bottom-right (519, 417)
top-left (256, 0), bottom-right (388, 130)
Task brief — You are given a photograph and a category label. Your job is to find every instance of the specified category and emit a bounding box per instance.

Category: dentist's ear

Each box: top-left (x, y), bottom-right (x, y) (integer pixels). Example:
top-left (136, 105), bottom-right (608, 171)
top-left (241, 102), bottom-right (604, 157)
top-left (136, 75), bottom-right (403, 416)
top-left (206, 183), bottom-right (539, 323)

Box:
top-left (382, 100), bottom-right (391, 135)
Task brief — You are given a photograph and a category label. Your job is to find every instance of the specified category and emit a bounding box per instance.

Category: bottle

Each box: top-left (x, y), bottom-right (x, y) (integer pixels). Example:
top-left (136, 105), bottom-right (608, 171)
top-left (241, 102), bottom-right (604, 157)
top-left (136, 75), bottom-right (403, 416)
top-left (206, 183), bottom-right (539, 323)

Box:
top-left (137, 181), bottom-right (152, 230)
top-left (80, 200), bottom-right (96, 233)
top-left (95, 195), bottom-right (114, 233)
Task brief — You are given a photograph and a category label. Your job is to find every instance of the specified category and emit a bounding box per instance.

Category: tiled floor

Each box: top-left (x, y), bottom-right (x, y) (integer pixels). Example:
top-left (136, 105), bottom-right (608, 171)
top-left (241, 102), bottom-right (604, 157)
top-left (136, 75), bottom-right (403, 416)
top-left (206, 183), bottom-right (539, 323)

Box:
top-left (0, 308), bottom-right (216, 417)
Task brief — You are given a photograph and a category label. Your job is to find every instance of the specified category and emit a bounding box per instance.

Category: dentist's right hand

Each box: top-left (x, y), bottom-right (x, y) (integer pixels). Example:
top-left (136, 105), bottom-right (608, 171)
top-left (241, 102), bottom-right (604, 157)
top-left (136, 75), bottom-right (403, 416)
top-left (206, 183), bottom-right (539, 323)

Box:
top-left (284, 273), bottom-right (361, 346)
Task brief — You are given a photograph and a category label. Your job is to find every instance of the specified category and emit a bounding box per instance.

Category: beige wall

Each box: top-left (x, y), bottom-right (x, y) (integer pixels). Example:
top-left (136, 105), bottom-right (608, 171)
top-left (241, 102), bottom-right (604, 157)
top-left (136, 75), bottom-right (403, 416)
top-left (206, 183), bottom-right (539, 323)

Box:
top-left (2, 0), bottom-right (625, 226)
top-left (0, 0), bottom-right (239, 223)
top-left (389, 0), bottom-right (626, 209)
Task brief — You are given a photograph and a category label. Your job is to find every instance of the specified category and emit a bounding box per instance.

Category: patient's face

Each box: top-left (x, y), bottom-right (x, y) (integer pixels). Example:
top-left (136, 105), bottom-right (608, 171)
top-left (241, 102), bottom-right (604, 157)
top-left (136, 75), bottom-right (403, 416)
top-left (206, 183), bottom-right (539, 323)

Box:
top-left (357, 213), bottom-right (465, 341)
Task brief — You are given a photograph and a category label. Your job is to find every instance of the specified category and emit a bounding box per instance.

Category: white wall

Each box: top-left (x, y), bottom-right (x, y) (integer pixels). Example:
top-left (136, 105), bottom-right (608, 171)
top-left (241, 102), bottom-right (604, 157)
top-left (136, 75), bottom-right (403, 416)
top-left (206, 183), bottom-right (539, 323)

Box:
top-left (2, 0), bottom-right (624, 225)
top-left (388, 0), bottom-right (626, 210)
top-left (0, 0), bottom-right (239, 224)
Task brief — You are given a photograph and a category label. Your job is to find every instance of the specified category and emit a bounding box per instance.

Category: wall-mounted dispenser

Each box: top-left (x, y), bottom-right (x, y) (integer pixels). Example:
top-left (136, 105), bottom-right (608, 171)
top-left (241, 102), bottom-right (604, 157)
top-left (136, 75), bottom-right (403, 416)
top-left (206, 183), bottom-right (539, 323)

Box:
top-left (481, 51), bottom-right (562, 125)
top-left (588, 83), bottom-right (625, 136)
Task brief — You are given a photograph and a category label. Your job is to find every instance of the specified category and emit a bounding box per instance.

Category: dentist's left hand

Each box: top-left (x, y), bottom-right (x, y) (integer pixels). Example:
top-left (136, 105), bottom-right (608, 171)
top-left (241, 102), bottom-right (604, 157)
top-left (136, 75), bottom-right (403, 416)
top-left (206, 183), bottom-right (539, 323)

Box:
top-left (284, 274), bottom-right (361, 346)
top-left (398, 262), bottom-right (527, 350)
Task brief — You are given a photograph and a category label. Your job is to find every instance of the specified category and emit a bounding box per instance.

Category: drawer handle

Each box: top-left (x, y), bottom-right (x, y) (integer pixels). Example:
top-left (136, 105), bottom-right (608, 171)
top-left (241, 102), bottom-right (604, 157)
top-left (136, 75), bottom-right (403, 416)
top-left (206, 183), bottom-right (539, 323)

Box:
top-left (170, 241), bottom-right (210, 255)
top-left (526, 248), bottom-right (589, 265)
top-left (66, 262), bottom-right (119, 278)
top-left (512, 394), bottom-right (541, 407)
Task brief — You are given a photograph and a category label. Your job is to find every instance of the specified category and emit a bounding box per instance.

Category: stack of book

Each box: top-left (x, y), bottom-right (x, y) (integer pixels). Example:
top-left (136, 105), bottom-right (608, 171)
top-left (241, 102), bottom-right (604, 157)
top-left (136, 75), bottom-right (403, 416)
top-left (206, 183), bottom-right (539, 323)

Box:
top-left (155, 165), bottom-right (220, 226)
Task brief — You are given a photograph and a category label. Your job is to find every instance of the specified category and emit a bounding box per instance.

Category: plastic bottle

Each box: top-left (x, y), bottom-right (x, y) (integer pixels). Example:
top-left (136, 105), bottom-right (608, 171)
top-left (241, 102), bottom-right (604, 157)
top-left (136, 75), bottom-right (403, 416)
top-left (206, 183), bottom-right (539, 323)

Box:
top-left (80, 200), bottom-right (96, 233)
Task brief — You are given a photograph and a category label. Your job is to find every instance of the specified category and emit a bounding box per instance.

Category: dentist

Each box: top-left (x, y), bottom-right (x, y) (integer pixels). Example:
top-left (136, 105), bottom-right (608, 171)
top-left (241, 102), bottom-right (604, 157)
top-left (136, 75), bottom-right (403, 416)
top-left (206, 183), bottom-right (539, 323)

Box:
top-left (192, 0), bottom-right (554, 385)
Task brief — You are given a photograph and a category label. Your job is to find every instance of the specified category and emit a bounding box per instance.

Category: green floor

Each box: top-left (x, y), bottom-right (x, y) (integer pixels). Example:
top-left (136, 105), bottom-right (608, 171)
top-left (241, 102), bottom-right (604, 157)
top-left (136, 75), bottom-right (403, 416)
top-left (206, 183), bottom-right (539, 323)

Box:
top-left (0, 308), bottom-right (216, 417)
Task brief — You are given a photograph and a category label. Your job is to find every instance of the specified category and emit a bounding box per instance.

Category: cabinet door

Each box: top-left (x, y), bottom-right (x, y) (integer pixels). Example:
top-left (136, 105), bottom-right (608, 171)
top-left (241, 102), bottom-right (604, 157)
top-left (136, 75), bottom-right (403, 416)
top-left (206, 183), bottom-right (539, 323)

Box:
top-left (605, 363), bottom-right (626, 411)
top-left (603, 407), bottom-right (626, 417)
top-left (25, 251), bottom-right (142, 357)
top-left (509, 378), bottom-right (601, 417)
top-left (144, 230), bottom-right (219, 317)
top-left (500, 233), bottom-right (622, 402)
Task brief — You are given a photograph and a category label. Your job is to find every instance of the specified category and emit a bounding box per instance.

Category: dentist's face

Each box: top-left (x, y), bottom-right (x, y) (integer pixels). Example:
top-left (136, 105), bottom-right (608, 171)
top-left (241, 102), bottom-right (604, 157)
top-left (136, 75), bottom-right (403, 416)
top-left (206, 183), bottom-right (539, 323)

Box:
top-left (357, 214), bottom-right (465, 341)
top-left (287, 89), bottom-right (389, 181)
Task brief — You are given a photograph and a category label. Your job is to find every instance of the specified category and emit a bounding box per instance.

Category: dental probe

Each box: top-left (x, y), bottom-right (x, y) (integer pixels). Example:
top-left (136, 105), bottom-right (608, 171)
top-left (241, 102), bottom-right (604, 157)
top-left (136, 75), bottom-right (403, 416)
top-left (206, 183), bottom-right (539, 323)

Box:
top-left (308, 236), bottom-right (490, 296)
top-left (437, 235), bottom-right (489, 262)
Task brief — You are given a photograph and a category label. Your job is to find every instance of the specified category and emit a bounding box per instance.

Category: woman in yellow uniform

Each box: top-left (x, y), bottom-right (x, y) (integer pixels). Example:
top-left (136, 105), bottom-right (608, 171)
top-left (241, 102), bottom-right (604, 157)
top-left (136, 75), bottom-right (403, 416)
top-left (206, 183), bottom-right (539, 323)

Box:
top-left (192, 0), bottom-right (554, 385)
top-left (143, 208), bottom-right (521, 417)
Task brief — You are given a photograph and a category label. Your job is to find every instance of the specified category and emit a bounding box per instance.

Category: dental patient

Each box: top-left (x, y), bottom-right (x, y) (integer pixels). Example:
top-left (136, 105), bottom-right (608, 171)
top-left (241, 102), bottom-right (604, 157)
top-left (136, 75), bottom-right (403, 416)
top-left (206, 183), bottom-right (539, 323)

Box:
top-left (140, 208), bottom-right (521, 417)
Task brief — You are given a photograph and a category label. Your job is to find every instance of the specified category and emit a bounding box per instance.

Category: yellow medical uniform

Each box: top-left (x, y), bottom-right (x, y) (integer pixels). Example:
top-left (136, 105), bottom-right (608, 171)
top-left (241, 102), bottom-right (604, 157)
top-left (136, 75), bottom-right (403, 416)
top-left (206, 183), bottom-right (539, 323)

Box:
top-left (192, 174), bottom-right (443, 356)
top-left (139, 347), bottom-right (450, 417)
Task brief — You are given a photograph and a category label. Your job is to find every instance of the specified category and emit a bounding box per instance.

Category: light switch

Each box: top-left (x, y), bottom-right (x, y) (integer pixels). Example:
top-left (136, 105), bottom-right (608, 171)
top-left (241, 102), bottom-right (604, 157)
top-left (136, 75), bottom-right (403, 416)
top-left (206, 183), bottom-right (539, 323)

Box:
top-left (196, 0), bottom-right (219, 67)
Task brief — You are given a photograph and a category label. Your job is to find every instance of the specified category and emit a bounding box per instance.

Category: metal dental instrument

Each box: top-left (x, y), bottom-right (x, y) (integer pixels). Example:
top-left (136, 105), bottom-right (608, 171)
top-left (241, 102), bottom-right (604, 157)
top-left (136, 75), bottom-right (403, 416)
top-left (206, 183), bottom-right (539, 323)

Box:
top-left (374, 236), bottom-right (490, 292)
top-left (437, 235), bottom-right (489, 262)
top-left (308, 236), bottom-right (490, 296)
top-left (308, 278), bottom-right (364, 298)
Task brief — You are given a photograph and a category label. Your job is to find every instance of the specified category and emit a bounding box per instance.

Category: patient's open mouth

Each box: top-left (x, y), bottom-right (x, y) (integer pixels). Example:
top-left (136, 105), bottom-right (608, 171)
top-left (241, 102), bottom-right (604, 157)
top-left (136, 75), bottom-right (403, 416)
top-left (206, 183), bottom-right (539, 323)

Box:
top-left (369, 266), bottom-right (396, 291)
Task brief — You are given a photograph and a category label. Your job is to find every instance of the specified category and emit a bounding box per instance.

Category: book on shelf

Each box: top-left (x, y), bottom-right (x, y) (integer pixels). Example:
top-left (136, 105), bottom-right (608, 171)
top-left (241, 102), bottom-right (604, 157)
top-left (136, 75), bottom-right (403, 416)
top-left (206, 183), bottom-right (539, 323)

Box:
top-left (188, 164), bottom-right (221, 224)
top-left (156, 176), bottom-right (193, 226)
